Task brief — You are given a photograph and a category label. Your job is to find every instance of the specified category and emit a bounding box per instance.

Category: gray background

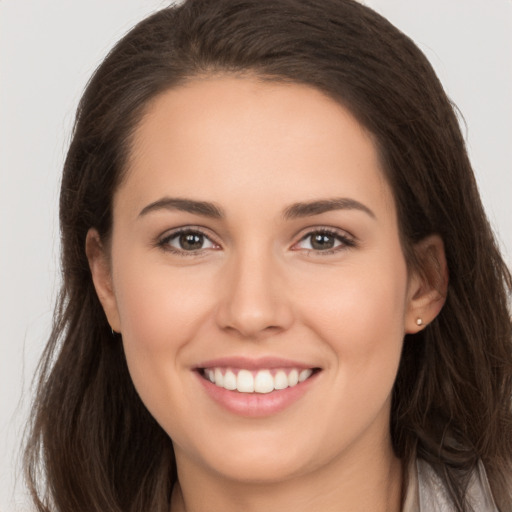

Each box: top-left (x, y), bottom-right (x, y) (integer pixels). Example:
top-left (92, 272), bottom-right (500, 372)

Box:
top-left (1, 1), bottom-right (510, 510)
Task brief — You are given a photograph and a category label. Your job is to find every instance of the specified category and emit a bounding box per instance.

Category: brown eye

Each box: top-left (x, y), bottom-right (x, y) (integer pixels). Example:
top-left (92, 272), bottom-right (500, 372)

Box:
top-left (179, 232), bottom-right (206, 250)
top-left (294, 230), bottom-right (355, 253)
top-left (162, 229), bottom-right (217, 252)
top-left (310, 233), bottom-right (337, 250)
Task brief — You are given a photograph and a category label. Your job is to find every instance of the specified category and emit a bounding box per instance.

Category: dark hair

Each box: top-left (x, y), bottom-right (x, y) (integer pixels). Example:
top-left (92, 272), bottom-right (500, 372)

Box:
top-left (25, 1), bottom-right (512, 511)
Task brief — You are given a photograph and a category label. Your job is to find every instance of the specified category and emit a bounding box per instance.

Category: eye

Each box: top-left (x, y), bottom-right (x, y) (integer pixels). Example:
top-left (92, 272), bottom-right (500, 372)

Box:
top-left (159, 229), bottom-right (219, 253)
top-left (293, 229), bottom-right (355, 253)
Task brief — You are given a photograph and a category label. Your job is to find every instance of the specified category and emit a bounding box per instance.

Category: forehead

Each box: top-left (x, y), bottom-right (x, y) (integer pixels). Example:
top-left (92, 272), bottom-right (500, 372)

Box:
top-left (119, 76), bottom-right (395, 222)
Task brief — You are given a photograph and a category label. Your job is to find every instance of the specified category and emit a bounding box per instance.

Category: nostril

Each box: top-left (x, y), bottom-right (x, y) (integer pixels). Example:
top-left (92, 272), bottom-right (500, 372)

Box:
top-left (214, 265), bottom-right (294, 337)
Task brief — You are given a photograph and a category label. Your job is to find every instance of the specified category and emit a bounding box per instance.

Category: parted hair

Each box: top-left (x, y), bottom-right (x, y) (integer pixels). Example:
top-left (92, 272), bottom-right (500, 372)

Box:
top-left (25, 1), bottom-right (512, 511)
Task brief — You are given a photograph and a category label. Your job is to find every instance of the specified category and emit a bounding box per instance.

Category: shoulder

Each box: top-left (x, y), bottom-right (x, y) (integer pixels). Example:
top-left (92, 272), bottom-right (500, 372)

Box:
top-left (403, 458), bottom-right (499, 512)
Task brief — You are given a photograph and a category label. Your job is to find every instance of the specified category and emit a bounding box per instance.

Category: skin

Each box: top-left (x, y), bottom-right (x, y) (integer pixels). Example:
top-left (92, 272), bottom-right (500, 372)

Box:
top-left (87, 77), bottom-right (447, 512)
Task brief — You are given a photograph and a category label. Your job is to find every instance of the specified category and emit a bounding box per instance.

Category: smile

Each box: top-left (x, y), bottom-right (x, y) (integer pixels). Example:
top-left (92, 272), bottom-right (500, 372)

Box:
top-left (195, 358), bottom-right (322, 416)
top-left (201, 367), bottom-right (314, 394)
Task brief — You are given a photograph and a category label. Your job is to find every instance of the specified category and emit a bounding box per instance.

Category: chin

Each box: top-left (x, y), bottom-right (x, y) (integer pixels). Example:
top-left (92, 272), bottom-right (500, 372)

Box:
top-left (174, 425), bottom-right (332, 486)
top-left (207, 451), bottom-right (312, 485)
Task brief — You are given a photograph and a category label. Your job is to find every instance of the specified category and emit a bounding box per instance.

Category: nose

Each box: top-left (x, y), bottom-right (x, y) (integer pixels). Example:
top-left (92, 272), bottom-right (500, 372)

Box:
top-left (215, 248), bottom-right (294, 339)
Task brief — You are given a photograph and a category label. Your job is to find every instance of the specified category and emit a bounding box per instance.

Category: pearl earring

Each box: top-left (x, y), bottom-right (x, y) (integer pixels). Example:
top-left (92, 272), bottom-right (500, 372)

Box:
top-left (416, 318), bottom-right (423, 326)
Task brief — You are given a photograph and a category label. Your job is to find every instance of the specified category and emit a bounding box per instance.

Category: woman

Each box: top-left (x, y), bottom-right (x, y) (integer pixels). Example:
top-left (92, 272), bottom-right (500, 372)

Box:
top-left (24, 0), bottom-right (512, 510)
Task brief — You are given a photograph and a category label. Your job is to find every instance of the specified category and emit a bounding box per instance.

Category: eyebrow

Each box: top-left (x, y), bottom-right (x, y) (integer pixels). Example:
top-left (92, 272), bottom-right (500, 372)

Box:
top-left (138, 196), bottom-right (375, 221)
top-left (138, 197), bottom-right (224, 219)
top-left (283, 198), bottom-right (375, 220)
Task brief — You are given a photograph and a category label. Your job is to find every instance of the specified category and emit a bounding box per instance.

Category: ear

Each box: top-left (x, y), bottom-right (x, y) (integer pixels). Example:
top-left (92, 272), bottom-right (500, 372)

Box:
top-left (405, 234), bottom-right (448, 334)
top-left (85, 228), bottom-right (121, 333)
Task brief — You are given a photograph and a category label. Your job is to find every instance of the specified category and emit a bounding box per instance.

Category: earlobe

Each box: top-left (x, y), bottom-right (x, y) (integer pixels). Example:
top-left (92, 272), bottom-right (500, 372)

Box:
top-left (85, 229), bottom-right (121, 333)
top-left (405, 235), bottom-right (448, 334)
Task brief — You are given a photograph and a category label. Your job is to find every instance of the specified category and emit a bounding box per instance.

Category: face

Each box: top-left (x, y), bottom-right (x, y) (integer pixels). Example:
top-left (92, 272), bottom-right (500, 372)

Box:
top-left (89, 77), bottom-right (431, 485)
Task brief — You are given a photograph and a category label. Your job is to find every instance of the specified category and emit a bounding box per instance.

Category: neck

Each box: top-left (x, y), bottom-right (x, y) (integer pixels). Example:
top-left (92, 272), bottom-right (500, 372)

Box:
top-left (170, 439), bottom-right (403, 512)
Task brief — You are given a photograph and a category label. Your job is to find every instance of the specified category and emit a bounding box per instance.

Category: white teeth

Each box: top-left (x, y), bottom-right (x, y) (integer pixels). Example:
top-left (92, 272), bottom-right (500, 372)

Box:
top-left (223, 370), bottom-right (237, 390)
top-left (205, 367), bottom-right (315, 393)
top-left (274, 370), bottom-right (289, 390)
top-left (254, 370), bottom-right (274, 394)
top-left (214, 368), bottom-right (224, 387)
top-left (237, 369), bottom-right (254, 392)
top-left (288, 369), bottom-right (299, 387)
top-left (299, 368), bottom-right (313, 382)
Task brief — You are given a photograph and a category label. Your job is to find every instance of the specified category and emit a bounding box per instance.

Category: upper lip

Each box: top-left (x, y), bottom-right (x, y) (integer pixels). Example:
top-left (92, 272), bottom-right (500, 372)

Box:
top-left (195, 356), bottom-right (320, 371)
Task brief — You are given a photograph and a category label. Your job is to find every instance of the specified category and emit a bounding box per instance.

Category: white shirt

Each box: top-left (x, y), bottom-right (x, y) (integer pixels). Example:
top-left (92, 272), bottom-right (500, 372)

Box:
top-left (403, 459), bottom-right (498, 511)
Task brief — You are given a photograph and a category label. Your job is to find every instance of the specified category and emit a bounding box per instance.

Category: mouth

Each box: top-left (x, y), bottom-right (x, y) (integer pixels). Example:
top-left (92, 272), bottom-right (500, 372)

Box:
top-left (197, 366), bottom-right (321, 394)
top-left (194, 357), bottom-right (322, 416)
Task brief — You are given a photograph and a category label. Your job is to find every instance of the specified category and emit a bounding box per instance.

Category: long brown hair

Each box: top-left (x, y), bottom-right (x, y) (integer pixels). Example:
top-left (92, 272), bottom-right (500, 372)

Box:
top-left (25, 1), bottom-right (512, 510)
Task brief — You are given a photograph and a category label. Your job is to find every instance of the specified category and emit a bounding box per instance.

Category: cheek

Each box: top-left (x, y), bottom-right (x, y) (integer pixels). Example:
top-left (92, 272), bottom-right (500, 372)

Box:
top-left (296, 255), bottom-right (408, 393)
top-left (294, 263), bottom-right (408, 449)
top-left (111, 255), bottom-right (216, 402)
top-left (114, 255), bottom-right (213, 346)
top-left (301, 257), bottom-right (407, 339)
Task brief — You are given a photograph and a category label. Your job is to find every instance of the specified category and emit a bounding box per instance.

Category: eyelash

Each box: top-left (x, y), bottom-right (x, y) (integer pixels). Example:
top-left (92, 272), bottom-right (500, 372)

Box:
top-left (293, 228), bottom-right (356, 256)
top-left (157, 227), bottom-right (220, 256)
top-left (156, 227), bottom-right (356, 256)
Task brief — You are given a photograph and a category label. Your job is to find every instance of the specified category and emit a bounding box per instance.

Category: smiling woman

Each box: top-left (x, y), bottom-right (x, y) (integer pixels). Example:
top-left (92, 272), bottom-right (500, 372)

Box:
top-left (87, 80), bottom-right (417, 498)
top-left (23, 1), bottom-right (512, 512)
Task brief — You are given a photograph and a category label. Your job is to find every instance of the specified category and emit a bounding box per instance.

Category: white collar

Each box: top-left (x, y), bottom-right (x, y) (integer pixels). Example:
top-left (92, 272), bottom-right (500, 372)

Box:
top-left (402, 458), bottom-right (498, 512)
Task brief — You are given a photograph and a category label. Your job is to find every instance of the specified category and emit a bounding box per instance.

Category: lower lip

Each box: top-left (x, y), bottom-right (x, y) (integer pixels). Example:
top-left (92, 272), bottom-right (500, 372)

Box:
top-left (196, 371), bottom-right (319, 417)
